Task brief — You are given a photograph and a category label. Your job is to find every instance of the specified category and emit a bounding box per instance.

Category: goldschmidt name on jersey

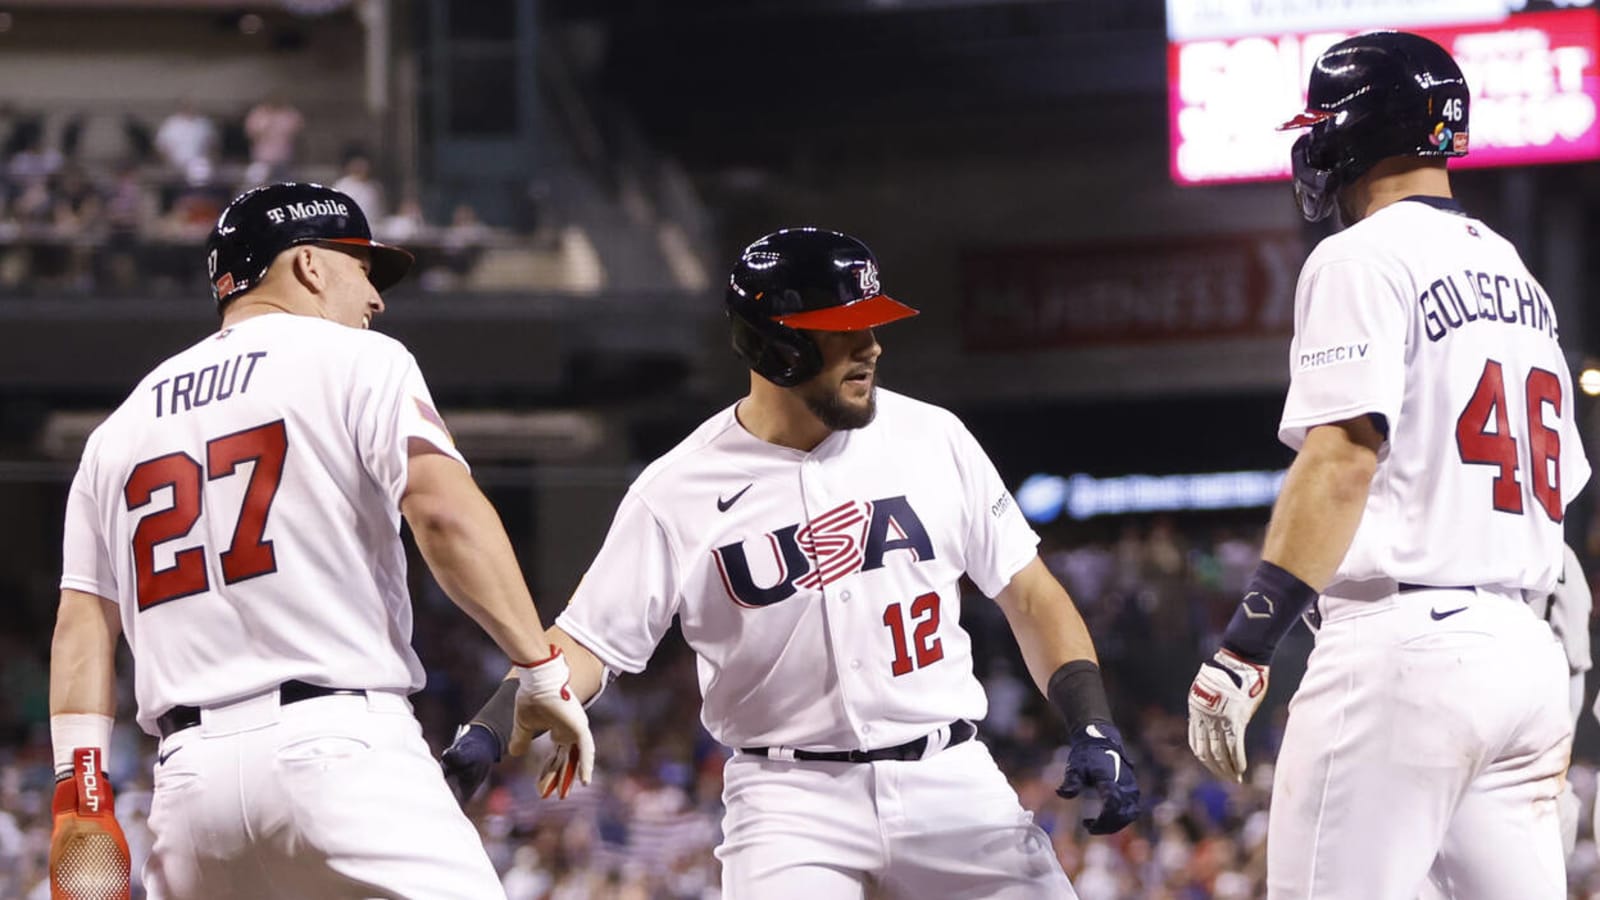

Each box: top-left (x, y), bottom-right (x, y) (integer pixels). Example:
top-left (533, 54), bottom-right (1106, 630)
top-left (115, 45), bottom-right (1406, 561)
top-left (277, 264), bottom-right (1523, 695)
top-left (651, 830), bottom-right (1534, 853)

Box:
top-left (1419, 270), bottom-right (1557, 343)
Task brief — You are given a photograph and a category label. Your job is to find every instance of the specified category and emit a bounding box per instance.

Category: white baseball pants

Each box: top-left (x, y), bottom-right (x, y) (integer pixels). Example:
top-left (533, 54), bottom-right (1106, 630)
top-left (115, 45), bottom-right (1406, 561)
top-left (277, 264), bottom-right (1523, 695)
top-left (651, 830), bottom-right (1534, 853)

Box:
top-left (143, 687), bottom-right (504, 900)
top-left (715, 737), bottom-right (1077, 899)
top-left (1268, 585), bottom-right (1571, 900)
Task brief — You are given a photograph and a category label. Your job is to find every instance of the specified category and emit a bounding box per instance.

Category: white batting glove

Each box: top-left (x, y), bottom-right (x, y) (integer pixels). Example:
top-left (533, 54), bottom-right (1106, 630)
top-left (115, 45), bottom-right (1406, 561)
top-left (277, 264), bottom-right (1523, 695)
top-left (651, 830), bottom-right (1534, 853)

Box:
top-left (1187, 649), bottom-right (1268, 783)
top-left (510, 647), bottom-right (595, 799)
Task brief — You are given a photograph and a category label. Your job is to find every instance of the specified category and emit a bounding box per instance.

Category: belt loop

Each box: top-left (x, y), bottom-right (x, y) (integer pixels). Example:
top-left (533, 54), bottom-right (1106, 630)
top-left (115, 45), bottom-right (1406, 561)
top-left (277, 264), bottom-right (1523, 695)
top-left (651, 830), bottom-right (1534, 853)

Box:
top-left (921, 723), bottom-right (950, 760)
top-left (770, 746), bottom-right (797, 762)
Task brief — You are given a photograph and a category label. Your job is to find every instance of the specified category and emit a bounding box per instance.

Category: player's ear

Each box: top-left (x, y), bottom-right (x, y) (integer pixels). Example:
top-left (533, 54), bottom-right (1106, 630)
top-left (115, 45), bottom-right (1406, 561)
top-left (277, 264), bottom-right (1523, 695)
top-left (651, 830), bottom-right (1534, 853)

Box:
top-left (290, 245), bottom-right (326, 294)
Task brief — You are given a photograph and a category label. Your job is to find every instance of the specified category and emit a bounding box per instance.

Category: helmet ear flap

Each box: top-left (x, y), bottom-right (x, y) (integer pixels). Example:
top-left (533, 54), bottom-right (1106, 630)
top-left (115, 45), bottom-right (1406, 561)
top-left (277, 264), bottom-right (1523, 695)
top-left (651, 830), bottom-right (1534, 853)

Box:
top-left (1290, 132), bottom-right (1341, 222)
top-left (729, 311), bottom-right (822, 388)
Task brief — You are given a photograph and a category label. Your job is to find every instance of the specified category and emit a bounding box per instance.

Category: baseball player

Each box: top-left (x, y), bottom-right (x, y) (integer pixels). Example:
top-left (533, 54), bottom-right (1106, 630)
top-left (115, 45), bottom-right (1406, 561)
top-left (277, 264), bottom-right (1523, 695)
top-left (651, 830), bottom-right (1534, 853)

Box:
top-left (1186, 32), bottom-right (1589, 900)
top-left (48, 182), bottom-right (593, 900)
top-left (441, 227), bottom-right (1141, 898)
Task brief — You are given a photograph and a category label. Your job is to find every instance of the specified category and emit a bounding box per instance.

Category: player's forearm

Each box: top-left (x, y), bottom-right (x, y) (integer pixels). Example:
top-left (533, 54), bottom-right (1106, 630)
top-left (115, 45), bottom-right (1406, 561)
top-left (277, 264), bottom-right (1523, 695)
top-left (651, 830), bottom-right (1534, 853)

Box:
top-left (404, 488), bottom-right (551, 665)
top-left (994, 556), bottom-right (1122, 737)
top-left (994, 557), bottom-right (1099, 695)
top-left (49, 591), bottom-right (120, 718)
top-left (1261, 420), bottom-right (1381, 590)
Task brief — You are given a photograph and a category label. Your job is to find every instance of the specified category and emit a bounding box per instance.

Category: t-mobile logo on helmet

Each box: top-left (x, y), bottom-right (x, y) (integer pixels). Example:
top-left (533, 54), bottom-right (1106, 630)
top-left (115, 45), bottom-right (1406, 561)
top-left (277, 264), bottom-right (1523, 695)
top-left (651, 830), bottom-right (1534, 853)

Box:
top-left (265, 199), bottom-right (350, 224)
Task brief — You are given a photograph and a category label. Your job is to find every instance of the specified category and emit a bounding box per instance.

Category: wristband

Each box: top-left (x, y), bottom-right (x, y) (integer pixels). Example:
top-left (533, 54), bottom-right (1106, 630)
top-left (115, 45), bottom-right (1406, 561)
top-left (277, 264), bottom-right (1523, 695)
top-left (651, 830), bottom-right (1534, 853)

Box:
top-left (470, 677), bottom-right (520, 748)
top-left (51, 713), bottom-right (113, 779)
top-left (1047, 660), bottom-right (1114, 735)
top-left (1220, 560), bottom-right (1319, 665)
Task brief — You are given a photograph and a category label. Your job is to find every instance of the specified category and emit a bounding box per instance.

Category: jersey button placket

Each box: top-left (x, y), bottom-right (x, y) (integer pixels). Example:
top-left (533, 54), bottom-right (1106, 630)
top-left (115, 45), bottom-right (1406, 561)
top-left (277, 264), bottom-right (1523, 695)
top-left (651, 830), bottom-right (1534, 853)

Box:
top-left (801, 454), bottom-right (869, 743)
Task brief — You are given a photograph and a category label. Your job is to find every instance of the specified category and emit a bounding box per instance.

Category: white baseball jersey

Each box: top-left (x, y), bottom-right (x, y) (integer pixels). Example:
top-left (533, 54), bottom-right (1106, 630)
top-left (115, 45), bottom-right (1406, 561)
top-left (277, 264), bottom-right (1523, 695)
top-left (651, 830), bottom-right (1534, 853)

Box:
top-left (1279, 196), bottom-right (1589, 595)
top-left (556, 388), bottom-right (1038, 751)
top-left (60, 314), bottom-right (463, 736)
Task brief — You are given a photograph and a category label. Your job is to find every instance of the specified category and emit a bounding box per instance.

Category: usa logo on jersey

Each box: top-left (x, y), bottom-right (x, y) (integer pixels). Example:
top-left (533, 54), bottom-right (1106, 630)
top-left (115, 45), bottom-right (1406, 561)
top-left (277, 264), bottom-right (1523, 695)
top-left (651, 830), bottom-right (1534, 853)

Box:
top-left (712, 496), bottom-right (935, 607)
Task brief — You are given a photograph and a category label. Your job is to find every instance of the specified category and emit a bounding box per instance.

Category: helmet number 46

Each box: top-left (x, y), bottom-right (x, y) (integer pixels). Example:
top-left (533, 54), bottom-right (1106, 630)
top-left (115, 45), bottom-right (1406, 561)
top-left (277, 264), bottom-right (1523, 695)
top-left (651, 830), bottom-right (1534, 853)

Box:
top-left (1443, 98), bottom-right (1464, 122)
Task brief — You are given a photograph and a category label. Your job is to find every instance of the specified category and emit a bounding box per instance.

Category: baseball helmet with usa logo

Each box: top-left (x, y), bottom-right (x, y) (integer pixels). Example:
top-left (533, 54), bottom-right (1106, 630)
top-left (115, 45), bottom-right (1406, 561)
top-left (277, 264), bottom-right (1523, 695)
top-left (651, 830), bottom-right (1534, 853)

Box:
top-left (1278, 31), bottom-right (1470, 222)
top-left (206, 182), bottom-right (413, 306)
top-left (725, 227), bottom-right (919, 387)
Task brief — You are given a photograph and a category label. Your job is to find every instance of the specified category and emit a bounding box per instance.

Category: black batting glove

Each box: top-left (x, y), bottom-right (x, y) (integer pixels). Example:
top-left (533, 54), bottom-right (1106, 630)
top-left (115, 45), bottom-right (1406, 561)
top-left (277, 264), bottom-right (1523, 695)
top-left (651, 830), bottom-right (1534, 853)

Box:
top-left (1056, 722), bottom-right (1141, 835)
top-left (441, 722), bottom-right (503, 806)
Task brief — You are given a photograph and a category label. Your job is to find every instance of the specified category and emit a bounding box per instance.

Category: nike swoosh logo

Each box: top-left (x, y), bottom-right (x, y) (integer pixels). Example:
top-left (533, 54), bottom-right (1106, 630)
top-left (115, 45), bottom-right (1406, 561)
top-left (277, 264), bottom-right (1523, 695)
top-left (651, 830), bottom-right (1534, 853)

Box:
top-left (157, 745), bottom-right (182, 766)
top-left (1104, 749), bottom-right (1121, 782)
top-left (1430, 606), bottom-right (1468, 621)
top-left (717, 484), bottom-right (753, 512)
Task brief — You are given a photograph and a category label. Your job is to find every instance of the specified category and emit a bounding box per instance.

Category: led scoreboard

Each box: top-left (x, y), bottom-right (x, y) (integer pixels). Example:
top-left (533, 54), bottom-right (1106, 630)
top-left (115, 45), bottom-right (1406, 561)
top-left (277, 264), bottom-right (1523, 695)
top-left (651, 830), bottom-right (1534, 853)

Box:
top-left (1166, 1), bottom-right (1600, 185)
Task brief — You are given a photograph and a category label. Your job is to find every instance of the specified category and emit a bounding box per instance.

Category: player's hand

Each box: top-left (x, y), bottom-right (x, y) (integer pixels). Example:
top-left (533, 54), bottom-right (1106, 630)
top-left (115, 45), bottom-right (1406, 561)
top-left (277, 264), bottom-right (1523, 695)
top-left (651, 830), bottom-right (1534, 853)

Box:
top-left (1187, 648), bottom-right (1269, 782)
top-left (50, 748), bottom-right (130, 900)
top-left (441, 722), bottom-right (502, 806)
top-left (510, 646), bottom-right (595, 799)
top-left (1057, 721), bottom-right (1141, 834)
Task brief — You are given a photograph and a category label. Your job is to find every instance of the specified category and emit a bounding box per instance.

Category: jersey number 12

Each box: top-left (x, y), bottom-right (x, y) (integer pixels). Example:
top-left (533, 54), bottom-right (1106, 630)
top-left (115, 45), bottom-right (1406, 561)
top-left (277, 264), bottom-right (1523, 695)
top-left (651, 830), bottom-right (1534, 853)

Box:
top-left (883, 592), bottom-right (945, 676)
top-left (124, 420), bottom-right (288, 609)
top-left (1454, 359), bottom-right (1562, 521)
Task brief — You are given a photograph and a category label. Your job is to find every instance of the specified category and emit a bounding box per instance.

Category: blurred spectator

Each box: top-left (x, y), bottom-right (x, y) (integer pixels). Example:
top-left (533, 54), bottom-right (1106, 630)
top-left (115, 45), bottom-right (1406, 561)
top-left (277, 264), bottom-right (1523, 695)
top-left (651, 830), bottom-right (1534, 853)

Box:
top-left (377, 193), bottom-right (427, 243)
top-left (420, 203), bottom-right (489, 290)
top-left (159, 180), bottom-right (227, 242)
top-left (153, 100), bottom-right (217, 185)
top-left (53, 164), bottom-right (103, 232)
top-left (501, 845), bottom-right (552, 900)
top-left (7, 132), bottom-right (61, 189)
top-left (243, 93), bottom-right (303, 184)
top-left (333, 146), bottom-right (385, 222)
top-left (10, 180), bottom-right (54, 228)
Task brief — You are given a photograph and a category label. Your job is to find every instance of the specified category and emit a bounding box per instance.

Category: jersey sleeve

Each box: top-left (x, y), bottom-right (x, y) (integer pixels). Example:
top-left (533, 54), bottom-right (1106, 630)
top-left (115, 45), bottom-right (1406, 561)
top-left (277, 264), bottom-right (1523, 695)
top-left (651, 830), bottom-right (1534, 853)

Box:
top-left (349, 341), bottom-right (468, 508)
top-left (950, 416), bottom-right (1040, 598)
top-left (59, 455), bottom-right (118, 601)
top-left (555, 488), bottom-right (681, 674)
top-left (1278, 257), bottom-right (1409, 450)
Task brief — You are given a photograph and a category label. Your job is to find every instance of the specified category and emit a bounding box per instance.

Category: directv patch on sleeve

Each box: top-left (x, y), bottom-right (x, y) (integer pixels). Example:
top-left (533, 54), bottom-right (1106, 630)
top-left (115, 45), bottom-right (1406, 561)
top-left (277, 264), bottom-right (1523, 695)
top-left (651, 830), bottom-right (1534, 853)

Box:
top-left (1297, 343), bottom-right (1370, 371)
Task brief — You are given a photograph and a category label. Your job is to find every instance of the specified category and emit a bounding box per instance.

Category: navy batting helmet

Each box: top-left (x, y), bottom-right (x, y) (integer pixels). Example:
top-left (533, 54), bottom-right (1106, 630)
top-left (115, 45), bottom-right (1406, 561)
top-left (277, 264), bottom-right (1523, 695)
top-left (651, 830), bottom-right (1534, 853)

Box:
top-left (206, 182), bottom-right (414, 306)
top-left (1279, 31), bottom-right (1470, 221)
top-left (726, 228), bottom-right (918, 387)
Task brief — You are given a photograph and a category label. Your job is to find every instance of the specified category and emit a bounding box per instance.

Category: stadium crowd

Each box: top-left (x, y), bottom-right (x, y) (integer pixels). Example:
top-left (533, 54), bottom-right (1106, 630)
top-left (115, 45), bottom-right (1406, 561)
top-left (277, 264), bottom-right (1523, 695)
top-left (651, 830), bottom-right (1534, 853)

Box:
top-left (0, 99), bottom-right (504, 296)
top-left (5, 513), bottom-right (1600, 898)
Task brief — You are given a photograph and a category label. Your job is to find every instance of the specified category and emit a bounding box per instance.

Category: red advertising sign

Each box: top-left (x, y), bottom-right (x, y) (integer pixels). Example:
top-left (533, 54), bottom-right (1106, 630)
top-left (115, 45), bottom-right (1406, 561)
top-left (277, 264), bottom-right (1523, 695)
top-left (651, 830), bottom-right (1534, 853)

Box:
top-left (1170, 10), bottom-right (1600, 185)
top-left (960, 234), bottom-right (1302, 352)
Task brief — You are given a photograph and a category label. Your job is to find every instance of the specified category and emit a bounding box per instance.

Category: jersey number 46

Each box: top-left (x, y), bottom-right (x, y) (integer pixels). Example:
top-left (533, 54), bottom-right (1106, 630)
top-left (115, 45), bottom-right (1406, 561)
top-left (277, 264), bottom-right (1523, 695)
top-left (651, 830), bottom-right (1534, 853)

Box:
top-left (123, 420), bottom-right (287, 610)
top-left (1455, 360), bottom-right (1562, 522)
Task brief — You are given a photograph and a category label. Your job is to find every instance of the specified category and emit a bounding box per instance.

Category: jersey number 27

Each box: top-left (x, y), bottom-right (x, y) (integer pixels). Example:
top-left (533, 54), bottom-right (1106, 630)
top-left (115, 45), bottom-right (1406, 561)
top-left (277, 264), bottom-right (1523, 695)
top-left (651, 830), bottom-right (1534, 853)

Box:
top-left (124, 420), bottom-right (287, 610)
top-left (1455, 360), bottom-right (1562, 522)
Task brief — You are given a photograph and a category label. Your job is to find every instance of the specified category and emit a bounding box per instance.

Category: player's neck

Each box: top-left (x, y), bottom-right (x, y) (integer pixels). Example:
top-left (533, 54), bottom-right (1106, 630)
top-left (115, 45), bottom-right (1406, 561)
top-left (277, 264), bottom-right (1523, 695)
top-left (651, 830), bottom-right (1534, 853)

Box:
top-left (219, 291), bottom-right (314, 329)
top-left (1342, 159), bottom-right (1452, 223)
top-left (737, 379), bottom-right (833, 452)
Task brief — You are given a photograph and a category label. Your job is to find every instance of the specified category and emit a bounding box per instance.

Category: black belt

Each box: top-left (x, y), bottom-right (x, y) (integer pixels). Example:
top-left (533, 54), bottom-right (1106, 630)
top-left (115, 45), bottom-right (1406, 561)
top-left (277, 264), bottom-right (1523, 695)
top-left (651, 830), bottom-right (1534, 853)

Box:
top-left (156, 680), bottom-right (366, 739)
top-left (1398, 583), bottom-right (1474, 593)
top-left (741, 720), bottom-right (976, 763)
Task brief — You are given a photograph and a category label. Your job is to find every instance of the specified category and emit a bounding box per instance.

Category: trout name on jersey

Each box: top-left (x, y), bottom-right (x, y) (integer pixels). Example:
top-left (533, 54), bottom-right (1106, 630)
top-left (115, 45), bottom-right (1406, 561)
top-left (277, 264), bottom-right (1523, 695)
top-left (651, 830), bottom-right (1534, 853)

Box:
top-left (1418, 270), bottom-right (1557, 343)
top-left (712, 496), bottom-right (934, 608)
top-left (151, 351), bottom-right (267, 418)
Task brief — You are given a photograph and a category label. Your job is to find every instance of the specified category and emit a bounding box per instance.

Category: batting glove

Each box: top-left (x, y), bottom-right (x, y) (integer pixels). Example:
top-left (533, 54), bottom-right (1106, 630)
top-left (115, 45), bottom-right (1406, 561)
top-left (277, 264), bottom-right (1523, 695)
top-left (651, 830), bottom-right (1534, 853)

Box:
top-left (50, 748), bottom-right (130, 900)
top-left (1057, 722), bottom-right (1141, 835)
top-left (511, 646), bottom-right (595, 799)
top-left (1187, 648), bottom-right (1268, 783)
top-left (441, 722), bottom-right (502, 806)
